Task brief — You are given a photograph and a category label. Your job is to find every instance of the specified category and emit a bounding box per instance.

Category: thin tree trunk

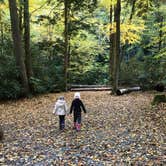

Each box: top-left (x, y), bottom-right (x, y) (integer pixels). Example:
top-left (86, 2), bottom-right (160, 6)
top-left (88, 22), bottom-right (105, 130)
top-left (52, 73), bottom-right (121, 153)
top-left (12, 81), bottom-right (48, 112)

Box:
top-left (0, 12), bottom-right (4, 56)
top-left (24, 0), bottom-right (33, 80)
top-left (158, 15), bottom-right (163, 51)
top-left (112, 0), bottom-right (121, 94)
top-left (8, 0), bottom-right (30, 95)
top-left (115, 0), bottom-right (121, 89)
top-left (129, 0), bottom-right (136, 21)
top-left (110, 4), bottom-right (114, 84)
top-left (64, 0), bottom-right (69, 91)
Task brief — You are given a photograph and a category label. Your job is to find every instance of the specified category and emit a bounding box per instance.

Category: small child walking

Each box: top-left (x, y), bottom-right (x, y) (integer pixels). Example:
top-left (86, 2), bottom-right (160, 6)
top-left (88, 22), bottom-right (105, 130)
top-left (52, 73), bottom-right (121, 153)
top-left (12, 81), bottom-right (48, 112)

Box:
top-left (70, 92), bottom-right (86, 131)
top-left (53, 96), bottom-right (67, 131)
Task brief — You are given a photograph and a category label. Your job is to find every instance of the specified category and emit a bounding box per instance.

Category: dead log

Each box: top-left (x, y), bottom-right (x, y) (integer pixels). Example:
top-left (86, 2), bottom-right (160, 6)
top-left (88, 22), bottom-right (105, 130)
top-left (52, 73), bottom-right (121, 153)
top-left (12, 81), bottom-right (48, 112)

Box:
top-left (70, 85), bottom-right (110, 88)
top-left (116, 87), bottom-right (141, 95)
top-left (70, 87), bottom-right (112, 91)
top-left (70, 85), bottom-right (112, 91)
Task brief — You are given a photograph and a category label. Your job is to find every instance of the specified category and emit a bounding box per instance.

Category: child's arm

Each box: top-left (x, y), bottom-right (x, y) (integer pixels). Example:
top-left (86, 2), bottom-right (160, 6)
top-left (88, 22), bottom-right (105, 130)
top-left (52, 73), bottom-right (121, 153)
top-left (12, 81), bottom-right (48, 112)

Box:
top-left (70, 101), bottom-right (74, 114)
top-left (64, 102), bottom-right (68, 114)
top-left (53, 103), bottom-right (57, 114)
top-left (80, 100), bottom-right (86, 113)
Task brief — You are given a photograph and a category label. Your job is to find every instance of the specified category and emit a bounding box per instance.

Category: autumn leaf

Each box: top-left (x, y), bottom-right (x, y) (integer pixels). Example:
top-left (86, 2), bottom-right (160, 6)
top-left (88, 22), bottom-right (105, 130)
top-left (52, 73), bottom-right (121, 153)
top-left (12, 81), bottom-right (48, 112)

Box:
top-left (0, 91), bottom-right (165, 165)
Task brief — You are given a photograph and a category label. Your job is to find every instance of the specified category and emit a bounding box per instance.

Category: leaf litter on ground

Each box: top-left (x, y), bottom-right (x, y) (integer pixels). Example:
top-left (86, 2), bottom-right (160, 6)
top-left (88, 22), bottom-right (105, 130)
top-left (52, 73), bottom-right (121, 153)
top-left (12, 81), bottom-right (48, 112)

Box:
top-left (0, 91), bottom-right (165, 165)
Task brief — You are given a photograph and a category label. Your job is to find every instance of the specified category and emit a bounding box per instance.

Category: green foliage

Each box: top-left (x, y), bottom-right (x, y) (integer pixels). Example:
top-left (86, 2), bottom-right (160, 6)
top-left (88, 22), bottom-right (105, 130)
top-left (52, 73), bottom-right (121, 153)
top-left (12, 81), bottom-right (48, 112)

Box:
top-left (0, 0), bottom-right (166, 100)
top-left (0, 53), bottom-right (22, 99)
top-left (69, 30), bottom-right (108, 85)
top-left (135, 0), bottom-right (154, 18)
top-left (99, 0), bottom-right (117, 10)
top-left (120, 54), bottom-right (166, 90)
top-left (0, 80), bottom-right (21, 99)
top-left (120, 57), bottom-right (141, 86)
top-left (29, 77), bottom-right (46, 94)
top-left (31, 39), bottom-right (65, 92)
top-left (152, 94), bottom-right (166, 105)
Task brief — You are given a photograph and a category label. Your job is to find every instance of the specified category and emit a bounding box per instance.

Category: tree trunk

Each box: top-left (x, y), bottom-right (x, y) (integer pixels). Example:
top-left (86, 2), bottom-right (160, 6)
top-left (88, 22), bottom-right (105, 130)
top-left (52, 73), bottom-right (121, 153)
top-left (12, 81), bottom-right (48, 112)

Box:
top-left (112, 0), bottom-right (121, 94)
top-left (158, 15), bottom-right (163, 51)
top-left (0, 11), bottom-right (4, 56)
top-left (18, 0), bottom-right (23, 35)
top-left (24, 0), bottom-right (33, 80)
top-left (109, 4), bottom-right (114, 84)
top-left (64, 0), bottom-right (69, 91)
top-left (8, 0), bottom-right (30, 95)
top-left (156, 1), bottom-right (163, 51)
top-left (129, 0), bottom-right (136, 21)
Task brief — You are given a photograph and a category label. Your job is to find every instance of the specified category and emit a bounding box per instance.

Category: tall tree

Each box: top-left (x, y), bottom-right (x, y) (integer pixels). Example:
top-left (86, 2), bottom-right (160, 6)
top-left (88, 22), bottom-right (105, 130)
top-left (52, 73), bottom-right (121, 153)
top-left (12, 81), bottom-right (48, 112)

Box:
top-left (100, 0), bottom-right (121, 93)
top-left (112, 0), bottom-right (121, 94)
top-left (0, 10), bottom-right (4, 55)
top-left (64, 0), bottom-right (69, 91)
top-left (0, 0), bottom-right (5, 56)
top-left (24, 0), bottom-right (33, 80)
top-left (8, 0), bottom-right (30, 95)
top-left (109, 3), bottom-right (114, 83)
top-left (129, 0), bottom-right (136, 21)
top-left (155, 1), bottom-right (164, 51)
top-left (18, 0), bottom-right (23, 34)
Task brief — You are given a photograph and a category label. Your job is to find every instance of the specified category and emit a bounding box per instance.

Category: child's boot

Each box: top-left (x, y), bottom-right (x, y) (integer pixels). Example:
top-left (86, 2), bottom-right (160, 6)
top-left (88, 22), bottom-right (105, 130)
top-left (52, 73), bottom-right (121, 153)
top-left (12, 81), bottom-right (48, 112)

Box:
top-left (60, 121), bottom-right (65, 131)
top-left (73, 122), bottom-right (77, 129)
top-left (76, 123), bottom-right (81, 132)
top-left (62, 122), bottom-right (65, 130)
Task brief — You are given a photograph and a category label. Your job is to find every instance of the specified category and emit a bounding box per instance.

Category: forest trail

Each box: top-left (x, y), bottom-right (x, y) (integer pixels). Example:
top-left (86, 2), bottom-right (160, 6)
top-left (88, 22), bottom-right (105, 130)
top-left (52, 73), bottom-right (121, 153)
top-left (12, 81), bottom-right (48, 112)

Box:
top-left (0, 91), bottom-right (165, 165)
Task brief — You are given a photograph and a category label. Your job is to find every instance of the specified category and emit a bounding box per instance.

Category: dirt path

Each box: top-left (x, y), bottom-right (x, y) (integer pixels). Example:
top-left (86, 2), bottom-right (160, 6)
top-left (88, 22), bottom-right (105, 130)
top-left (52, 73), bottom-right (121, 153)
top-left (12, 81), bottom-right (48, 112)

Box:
top-left (0, 91), bottom-right (165, 165)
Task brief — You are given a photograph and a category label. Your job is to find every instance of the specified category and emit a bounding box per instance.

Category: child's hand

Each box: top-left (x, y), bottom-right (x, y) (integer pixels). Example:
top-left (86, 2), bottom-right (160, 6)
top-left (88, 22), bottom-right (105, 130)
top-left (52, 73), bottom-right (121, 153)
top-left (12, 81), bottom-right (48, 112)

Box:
top-left (67, 113), bottom-right (71, 117)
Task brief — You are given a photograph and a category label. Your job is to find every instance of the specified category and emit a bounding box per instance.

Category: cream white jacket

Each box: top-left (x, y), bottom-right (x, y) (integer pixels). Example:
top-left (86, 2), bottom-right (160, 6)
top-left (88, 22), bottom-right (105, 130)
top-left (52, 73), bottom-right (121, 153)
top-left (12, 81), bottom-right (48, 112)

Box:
top-left (53, 99), bottom-right (67, 115)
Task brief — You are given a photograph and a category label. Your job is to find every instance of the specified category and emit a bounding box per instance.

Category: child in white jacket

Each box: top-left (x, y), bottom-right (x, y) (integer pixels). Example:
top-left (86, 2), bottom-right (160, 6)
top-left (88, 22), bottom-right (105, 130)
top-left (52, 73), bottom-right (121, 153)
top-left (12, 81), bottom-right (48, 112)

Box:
top-left (53, 96), bottom-right (67, 130)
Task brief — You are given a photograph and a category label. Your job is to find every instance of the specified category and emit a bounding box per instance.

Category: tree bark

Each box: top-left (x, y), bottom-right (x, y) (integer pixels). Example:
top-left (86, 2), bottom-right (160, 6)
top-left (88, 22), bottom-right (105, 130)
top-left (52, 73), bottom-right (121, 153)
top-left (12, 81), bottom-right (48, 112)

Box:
top-left (64, 0), bottom-right (69, 91)
top-left (129, 0), bottom-right (136, 21)
top-left (116, 87), bottom-right (141, 95)
top-left (158, 15), bottom-right (163, 51)
top-left (109, 4), bottom-right (114, 84)
top-left (0, 11), bottom-right (4, 56)
top-left (155, 1), bottom-right (163, 51)
top-left (8, 0), bottom-right (30, 95)
top-left (112, 0), bottom-right (121, 94)
top-left (24, 0), bottom-right (33, 80)
top-left (18, 0), bottom-right (23, 35)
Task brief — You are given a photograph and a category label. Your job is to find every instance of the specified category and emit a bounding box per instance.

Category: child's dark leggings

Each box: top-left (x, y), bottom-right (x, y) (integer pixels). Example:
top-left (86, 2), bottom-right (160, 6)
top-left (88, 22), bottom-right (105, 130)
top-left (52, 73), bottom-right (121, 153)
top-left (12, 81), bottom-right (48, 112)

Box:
top-left (74, 114), bottom-right (81, 124)
top-left (59, 115), bottom-right (65, 130)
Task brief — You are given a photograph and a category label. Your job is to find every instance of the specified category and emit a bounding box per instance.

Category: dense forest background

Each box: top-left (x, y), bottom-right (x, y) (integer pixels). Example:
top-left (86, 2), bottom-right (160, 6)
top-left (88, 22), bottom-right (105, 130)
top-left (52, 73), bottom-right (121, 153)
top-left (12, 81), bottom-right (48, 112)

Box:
top-left (0, 0), bottom-right (166, 99)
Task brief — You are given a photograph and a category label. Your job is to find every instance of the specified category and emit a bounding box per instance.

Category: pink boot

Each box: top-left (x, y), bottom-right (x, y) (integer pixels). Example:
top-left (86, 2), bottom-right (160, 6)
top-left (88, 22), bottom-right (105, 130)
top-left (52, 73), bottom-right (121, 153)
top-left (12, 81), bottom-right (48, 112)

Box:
top-left (76, 123), bottom-right (81, 131)
top-left (73, 122), bottom-right (76, 129)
